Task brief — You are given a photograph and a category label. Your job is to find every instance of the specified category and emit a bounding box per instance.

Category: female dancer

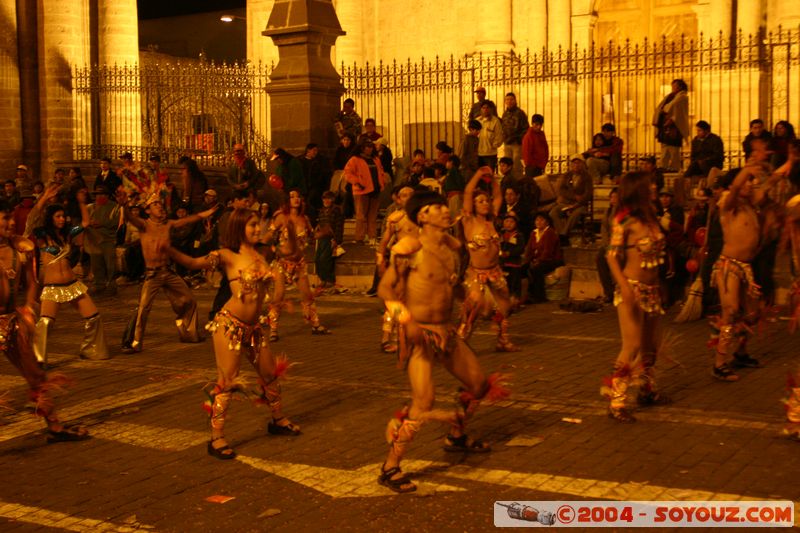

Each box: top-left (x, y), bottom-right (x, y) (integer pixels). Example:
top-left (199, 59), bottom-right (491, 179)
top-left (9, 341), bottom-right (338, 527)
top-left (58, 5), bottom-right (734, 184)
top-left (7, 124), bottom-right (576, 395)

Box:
top-left (167, 208), bottom-right (300, 459)
top-left (602, 171), bottom-right (668, 423)
top-left (457, 167), bottom-right (518, 352)
top-left (33, 189), bottom-right (109, 366)
top-left (268, 190), bottom-right (330, 341)
top-left (0, 208), bottom-right (89, 442)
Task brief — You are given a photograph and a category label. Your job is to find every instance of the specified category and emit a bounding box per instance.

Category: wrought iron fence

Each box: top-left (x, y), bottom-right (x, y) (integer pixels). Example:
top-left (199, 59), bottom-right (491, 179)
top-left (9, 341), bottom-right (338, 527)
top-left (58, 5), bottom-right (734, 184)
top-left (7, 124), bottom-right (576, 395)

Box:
top-left (341, 27), bottom-right (800, 173)
top-left (73, 28), bottom-right (799, 174)
top-left (72, 58), bottom-right (273, 167)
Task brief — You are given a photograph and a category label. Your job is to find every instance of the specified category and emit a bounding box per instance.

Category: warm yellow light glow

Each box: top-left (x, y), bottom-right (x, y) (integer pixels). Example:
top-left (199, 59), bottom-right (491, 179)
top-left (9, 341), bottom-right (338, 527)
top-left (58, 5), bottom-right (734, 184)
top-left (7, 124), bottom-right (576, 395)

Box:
top-left (220, 15), bottom-right (234, 22)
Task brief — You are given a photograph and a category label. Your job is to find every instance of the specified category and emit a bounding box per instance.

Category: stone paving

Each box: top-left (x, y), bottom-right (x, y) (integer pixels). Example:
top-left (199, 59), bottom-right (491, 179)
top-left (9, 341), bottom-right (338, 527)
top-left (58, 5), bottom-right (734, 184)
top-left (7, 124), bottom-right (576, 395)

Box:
top-left (1, 283), bottom-right (799, 532)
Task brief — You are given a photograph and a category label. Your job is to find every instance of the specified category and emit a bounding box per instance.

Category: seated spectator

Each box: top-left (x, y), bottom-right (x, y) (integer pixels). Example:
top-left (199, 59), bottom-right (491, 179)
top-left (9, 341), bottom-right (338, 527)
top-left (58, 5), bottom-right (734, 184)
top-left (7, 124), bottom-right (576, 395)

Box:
top-left (418, 167), bottom-right (442, 195)
top-left (404, 160), bottom-right (424, 188)
top-left (358, 118), bottom-right (382, 144)
top-left (548, 155), bottom-right (593, 243)
top-left (595, 188), bottom-right (618, 303)
top-left (684, 120), bottom-right (724, 178)
top-left (498, 185), bottom-right (531, 237)
top-left (524, 213), bottom-right (563, 304)
top-left (497, 157), bottom-right (515, 193)
top-left (499, 214), bottom-right (526, 307)
top-left (3, 180), bottom-right (20, 208)
top-left (522, 113), bottom-right (549, 178)
top-left (638, 156), bottom-right (665, 192)
top-left (742, 118), bottom-right (772, 160)
top-left (32, 181), bottom-right (45, 200)
top-left (584, 123), bottom-right (623, 182)
top-left (435, 141), bottom-right (454, 166)
top-left (771, 120), bottom-right (796, 168)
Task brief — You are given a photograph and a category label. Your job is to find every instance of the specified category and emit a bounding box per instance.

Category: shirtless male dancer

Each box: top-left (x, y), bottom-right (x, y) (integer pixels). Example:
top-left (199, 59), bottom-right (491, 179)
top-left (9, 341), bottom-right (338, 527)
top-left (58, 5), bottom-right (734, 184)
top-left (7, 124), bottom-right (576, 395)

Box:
top-left (117, 191), bottom-right (217, 353)
top-left (376, 186), bottom-right (417, 353)
top-left (377, 191), bottom-right (509, 493)
top-left (709, 139), bottom-right (783, 381)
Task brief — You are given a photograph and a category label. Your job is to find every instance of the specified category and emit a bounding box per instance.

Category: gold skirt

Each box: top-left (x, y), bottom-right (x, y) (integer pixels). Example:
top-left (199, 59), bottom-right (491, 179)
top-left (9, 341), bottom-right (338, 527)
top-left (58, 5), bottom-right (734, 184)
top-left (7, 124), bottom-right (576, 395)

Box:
top-left (40, 280), bottom-right (89, 303)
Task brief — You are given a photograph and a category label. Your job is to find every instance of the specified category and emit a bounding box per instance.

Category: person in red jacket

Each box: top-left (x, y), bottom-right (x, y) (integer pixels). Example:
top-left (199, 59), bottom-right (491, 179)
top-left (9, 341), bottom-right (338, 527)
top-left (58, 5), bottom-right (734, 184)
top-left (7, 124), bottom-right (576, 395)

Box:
top-left (524, 213), bottom-right (563, 303)
top-left (521, 114), bottom-right (549, 177)
top-left (344, 140), bottom-right (386, 244)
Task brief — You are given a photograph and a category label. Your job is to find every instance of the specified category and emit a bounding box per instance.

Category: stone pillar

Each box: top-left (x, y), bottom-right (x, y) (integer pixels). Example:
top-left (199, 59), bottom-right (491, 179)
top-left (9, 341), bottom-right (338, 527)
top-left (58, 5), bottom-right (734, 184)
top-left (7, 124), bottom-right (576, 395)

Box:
top-left (97, 0), bottom-right (140, 154)
top-left (571, 3), bottom-right (597, 156)
top-left (332, 0), bottom-right (365, 67)
top-left (37, 0), bottom-right (91, 177)
top-left (548, 0), bottom-right (571, 51)
top-left (523, 0), bottom-right (548, 53)
top-left (737, 0), bottom-right (765, 38)
top-left (248, 0), bottom-right (279, 65)
top-left (0, 0), bottom-right (23, 176)
top-left (474, 0), bottom-right (513, 54)
top-left (694, 0), bottom-right (732, 39)
top-left (264, 0), bottom-right (346, 156)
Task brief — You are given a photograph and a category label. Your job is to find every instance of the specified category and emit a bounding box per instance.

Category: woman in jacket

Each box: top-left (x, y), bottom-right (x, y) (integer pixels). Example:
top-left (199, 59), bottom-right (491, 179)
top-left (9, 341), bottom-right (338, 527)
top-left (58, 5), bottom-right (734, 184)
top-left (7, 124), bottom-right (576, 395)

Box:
top-left (653, 79), bottom-right (690, 172)
top-left (344, 140), bottom-right (386, 244)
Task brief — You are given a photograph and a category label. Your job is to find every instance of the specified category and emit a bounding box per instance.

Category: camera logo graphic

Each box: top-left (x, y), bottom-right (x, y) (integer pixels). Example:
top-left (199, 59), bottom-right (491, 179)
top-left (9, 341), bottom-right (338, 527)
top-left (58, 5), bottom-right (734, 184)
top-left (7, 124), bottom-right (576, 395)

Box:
top-left (496, 502), bottom-right (556, 525)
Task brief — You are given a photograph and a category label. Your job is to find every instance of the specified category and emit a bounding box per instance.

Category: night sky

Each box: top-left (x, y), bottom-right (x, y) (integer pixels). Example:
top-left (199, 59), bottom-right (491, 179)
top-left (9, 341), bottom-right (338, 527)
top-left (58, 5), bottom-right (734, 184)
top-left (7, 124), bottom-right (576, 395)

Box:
top-left (137, 0), bottom-right (246, 20)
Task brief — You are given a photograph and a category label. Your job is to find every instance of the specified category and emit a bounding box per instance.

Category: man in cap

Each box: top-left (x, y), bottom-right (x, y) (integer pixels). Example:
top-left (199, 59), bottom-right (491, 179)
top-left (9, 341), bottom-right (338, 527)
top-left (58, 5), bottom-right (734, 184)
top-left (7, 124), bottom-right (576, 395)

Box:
top-left (116, 189), bottom-right (218, 353)
top-left (85, 184), bottom-right (121, 296)
top-left (469, 87), bottom-right (497, 120)
top-left (14, 164), bottom-right (30, 189)
top-left (227, 143), bottom-right (263, 197)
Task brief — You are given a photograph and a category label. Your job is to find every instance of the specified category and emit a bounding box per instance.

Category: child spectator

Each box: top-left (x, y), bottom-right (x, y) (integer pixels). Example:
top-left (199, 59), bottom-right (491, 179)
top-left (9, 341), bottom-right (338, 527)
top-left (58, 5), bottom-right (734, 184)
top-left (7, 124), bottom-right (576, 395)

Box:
top-left (444, 155), bottom-right (465, 215)
top-left (499, 214), bottom-right (526, 308)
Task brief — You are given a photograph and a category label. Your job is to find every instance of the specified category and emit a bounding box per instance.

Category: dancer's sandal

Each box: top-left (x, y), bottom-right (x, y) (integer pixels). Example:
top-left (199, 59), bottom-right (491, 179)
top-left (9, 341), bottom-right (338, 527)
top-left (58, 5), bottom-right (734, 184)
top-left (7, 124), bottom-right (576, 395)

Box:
top-left (712, 363), bottom-right (739, 382)
top-left (377, 464), bottom-right (417, 493)
top-left (495, 341), bottom-right (520, 353)
top-left (46, 426), bottom-right (91, 443)
top-left (311, 325), bottom-right (331, 335)
top-left (381, 340), bottom-right (398, 354)
top-left (207, 437), bottom-right (237, 460)
top-left (608, 407), bottom-right (636, 423)
top-left (267, 417), bottom-right (301, 436)
top-left (443, 434), bottom-right (491, 453)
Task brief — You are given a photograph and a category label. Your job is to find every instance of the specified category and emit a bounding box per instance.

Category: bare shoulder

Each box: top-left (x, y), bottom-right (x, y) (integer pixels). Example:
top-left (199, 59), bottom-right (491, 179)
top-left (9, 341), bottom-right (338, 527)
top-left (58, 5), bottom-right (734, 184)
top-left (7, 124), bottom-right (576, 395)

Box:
top-left (387, 210), bottom-right (405, 223)
top-left (391, 236), bottom-right (422, 256)
top-left (444, 233), bottom-right (462, 251)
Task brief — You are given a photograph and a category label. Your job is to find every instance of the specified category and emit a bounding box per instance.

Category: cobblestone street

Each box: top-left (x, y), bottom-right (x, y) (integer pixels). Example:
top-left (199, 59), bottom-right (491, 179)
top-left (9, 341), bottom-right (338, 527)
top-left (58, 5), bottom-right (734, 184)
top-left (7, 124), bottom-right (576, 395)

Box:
top-left (1, 285), bottom-right (799, 532)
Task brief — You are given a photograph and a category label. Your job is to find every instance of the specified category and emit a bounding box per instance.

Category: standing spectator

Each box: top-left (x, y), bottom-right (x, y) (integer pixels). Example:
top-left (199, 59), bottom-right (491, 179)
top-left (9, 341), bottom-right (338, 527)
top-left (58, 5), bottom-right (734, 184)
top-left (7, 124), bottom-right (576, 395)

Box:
top-left (522, 114), bottom-right (549, 178)
top-left (300, 143), bottom-right (333, 215)
top-left (771, 120), bottom-right (796, 168)
top-left (374, 137), bottom-right (394, 185)
top-left (585, 123), bottom-right (624, 183)
top-left (524, 213), bottom-right (563, 303)
top-left (3, 180), bottom-right (20, 208)
top-left (272, 148), bottom-right (307, 197)
top-left (344, 140), bottom-right (385, 244)
top-left (596, 188), bottom-right (619, 303)
top-left (477, 103), bottom-right (503, 169)
top-left (85, 185), bottom-right (121, 296)
top-left (334, 98), bottom-right (363, 139)
top-left (333, 134), bottom-right (356, 171)
top-left (469, 86), bottom-right (497, 120)
top-left (177, 156), bottom-right (208, 213)
top-left (501, 92), bottom-right (529, 179)
top-left (652, 79), bottom-right (690, 172)
top-left (68, 167), bottom-right (87, 193)
top-left (549, 156), bottom-right (593, 243)
top-left (457, 119), bottom-right (481, 177)
top-left (227, 143), bottom-right (263, 197)
top-left (685, 121), bottom-right (725, 178)
top-left (333, 134), bottom-right (357, 218)
top-left (314, 190), bottom-right (344, 291)
top-left (14, 164), bottom-right (30, 189)
top-left (95, 157), bottom-right (122, 196)
top-left (118, 152), bottom-right (140, 192)
top-left (358, 118), bottom-right (382, 143)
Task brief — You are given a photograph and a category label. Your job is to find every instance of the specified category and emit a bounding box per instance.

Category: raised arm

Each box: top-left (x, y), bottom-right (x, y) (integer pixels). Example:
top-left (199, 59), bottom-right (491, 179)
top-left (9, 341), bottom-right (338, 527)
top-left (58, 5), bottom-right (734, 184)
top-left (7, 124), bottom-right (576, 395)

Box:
top-left (490, 173), bottom-right (502, 215)
top-left (463, 166), bottom-right (493, 215)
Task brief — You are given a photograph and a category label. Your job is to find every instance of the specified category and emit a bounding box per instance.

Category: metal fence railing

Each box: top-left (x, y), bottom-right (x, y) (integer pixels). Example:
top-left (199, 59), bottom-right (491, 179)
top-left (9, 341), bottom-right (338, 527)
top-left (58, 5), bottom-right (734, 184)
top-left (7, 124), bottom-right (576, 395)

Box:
top-left (73, 27), bottom-right (799, 173)
top-left (341, 27), bottom-right (800, 173)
